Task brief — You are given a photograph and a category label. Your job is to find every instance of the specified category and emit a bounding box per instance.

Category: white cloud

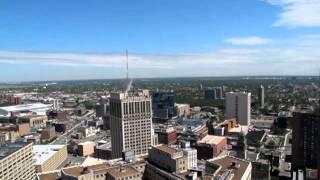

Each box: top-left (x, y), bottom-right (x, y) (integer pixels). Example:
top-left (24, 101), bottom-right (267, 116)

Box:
top-left (0, 34), bottom-right (319, 80)
top-left (225, 36), bottom-right (272, 45)
top-left (265, 0), bottom-right (320, 27)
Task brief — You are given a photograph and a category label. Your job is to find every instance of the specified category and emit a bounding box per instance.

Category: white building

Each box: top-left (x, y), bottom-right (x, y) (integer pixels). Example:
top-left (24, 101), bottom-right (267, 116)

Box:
top-left (79, 126), bottom-right (100, 138)
top-left (225, 92), bottom-right (251, 125)
top-left (0, 103), bottom-right (52, 117)
top-left (110, 89), bottom-right (153, 158)
top-left (33, 144), bottom-right (68, 173)
top-left (181, 141), bottom-right (197, 169)
top-left (175, 104), bottom-right (190, 117)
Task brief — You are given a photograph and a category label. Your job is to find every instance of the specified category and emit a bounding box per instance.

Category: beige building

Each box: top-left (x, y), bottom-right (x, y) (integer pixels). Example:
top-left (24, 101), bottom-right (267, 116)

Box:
top-left (106, 166), bottom-right (142, 180)
top-left (110, 90), bottom-right (153, 158)
top-left (33, 144), bottom-right (68, 173)
top-left (20, 115), bottom-right (48, 129)
top-left (38, 162), bottom-right (145, 180)
top-left (78, 141), bottom-right (95, 156)
top-left (148, 144), bottom-right (188, 173)
top-left (0, 142), bottom-right (35, 180)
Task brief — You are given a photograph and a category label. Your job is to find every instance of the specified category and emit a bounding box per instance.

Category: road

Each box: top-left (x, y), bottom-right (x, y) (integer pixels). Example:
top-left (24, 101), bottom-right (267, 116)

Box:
top-left (50, 110), bottom-right (95, 144)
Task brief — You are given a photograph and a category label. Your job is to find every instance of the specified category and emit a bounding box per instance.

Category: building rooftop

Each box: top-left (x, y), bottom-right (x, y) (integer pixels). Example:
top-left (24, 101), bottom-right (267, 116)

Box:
top-left (155, 144), bottom-right (177, 154)
top-left (246, 130), bottom-right (266, 146)
top-left (78, 141), bottom-right (95, 146)
top-left (62, 163), bottom-right (111, 177)
top-left (199, 135), bottom-right (226, 145)
top-left (62, 166), bottom-right (85, 177)
top-left (0, 103), bottom-right (52, 113)
top-left (0, 103), bottom-right (52, 117)
top-left (81, 156), bottom-right (107, 167)
top-left (0, 142), bottom-right (31, 160)
top-left (207, 155), bottom-right (250, 180)
top-left (228, 125), bottom-right (248, 135)
top-left (108, 166), bottom-right (140, 178)
top-left (33, 145), bottom-right (66, 165)
top-left (37, 171), bottom-right (59, 180)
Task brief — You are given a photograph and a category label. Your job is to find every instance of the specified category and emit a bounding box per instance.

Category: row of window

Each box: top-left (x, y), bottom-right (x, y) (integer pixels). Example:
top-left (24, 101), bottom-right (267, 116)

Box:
top-left (123, 101), bottom-right (151, 115)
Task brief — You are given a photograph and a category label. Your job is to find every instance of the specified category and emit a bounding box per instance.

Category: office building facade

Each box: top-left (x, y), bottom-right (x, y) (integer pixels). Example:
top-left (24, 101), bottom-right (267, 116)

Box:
top-left (152, 90), bottom-right (175, 120)
top-left (0, 142), bottom-right (35, 180)
top-left (225, 92), bottom-right (251, 125)
top-left (292, 110), bottom-right (320, 171)
top-left (110, 90), bottom-right (153, 158)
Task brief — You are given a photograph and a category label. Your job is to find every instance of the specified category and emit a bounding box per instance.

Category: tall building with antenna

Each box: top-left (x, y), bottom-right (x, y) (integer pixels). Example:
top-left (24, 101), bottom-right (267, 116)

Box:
top-left (110, 90), bottom-right (153, 158)
top-left (110, 50), bottom-right (154, 158)
top-left (126, 49), bottom-right (129, 83)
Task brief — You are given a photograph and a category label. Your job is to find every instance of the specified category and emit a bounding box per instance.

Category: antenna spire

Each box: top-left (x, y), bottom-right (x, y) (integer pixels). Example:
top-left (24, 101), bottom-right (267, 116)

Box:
top-left (126, 49), bottom-right (129, 83)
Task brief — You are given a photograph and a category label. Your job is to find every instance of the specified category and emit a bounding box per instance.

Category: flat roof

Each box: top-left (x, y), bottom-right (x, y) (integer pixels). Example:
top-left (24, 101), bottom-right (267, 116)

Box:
top-left (108, 166), bottom-right (140, 178)
top-left (37, 171), bottom-right (59, 180)
top-left (79, 141), bottom-right (95, 145)
top-left (0, 142), bottom-right (31, 160)
top-left (199, 135), bottom-right (226, 145)
top-left (33, 145), bottom-right (66, 165)
top-left (228, 125), bottom-right (248, 134)
top-left (0, 103), bottom-right (52, 112)
top-left (155, 144), bottom-right (177, 154)
top-left (208, 155), bottom-right (250, 180)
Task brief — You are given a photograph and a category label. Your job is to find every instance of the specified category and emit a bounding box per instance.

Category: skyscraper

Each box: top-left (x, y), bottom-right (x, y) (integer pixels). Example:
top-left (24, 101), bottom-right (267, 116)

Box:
top-left (258, 85), bottom-right (265, 108)
top-left (204, 87), bottom-right (223, 100)
top-left (292, 109), bottom-right (320, 172)
top-left (110, 89), bottom-right (153, 158)
top-left (225, 92), bottom-right (251, 125)
top-left (152, 90), bottom-right (175, 120)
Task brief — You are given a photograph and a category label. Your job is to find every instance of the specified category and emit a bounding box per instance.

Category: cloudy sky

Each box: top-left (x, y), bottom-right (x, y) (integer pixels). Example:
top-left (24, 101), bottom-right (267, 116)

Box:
top-left (0, 0), bottom-right (320, 82)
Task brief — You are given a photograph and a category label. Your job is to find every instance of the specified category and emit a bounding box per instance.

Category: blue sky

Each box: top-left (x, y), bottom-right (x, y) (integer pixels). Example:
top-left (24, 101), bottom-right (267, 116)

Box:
top-left (0, 0), bottom-right (320, 82)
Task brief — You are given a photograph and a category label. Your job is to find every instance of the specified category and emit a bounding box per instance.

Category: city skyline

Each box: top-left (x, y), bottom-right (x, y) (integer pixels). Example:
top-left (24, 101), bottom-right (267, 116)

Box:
top-left (1, 0), bottom-right (320, 81)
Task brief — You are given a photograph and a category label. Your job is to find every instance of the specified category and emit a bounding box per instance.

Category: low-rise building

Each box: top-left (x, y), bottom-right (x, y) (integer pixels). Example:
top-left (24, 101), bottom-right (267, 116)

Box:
top-left (20, 115), bottom-right (48, 129)
top-left (155, 127), bottom-right (178, 145)
top-left (251, 160), bottom-right (270, 180)
top-left (94, 142), bottom-right (112, 160)
top-left (178, 121), bottom-right (208, 147)
top-left (79, 126), bottom-right (100, 138)
top-left (210, 118), bottom-right (237, 136)
top-left (205, 155), bottom-right (252, 180)
top-left (78, 141), bottom-right (95, 156)
top-left (106, 166), bottom-right (142, 180)
top-left (33, 144), bottom-right (68, 173)
top-left (181, 141), bottom-right (197, 169)
top-left (88, 119), bottom-right (104, 128)
top-left (196, 135), bottom-right (227, 160)
top-left (38, 162), bottom-right (144, 180)
top-left (175, 104), bottom-right (190, 117)
top-left (0, 103), bottom-right (52, 117)
top-left (148, 144), bottom-right (188, 173)
top-left (17, 123), bottom-right (30, 136)
top-left (41, 126), bottom-right (56, 142)
top-left (53, 122), bottom-right (68, 133)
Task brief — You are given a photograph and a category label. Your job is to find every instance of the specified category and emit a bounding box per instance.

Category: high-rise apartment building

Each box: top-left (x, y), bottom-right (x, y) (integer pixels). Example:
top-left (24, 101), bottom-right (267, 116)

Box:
top-left (258, 85), bottom-right (265, 108)
top-left (225, 92), bottom-right (251, 125)
top-left (110, 89), bottom-right (153, 158)
top-left (292, 110), bottom-right (320, 172)
top-left (0, 142), bottom-right (35, 180)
